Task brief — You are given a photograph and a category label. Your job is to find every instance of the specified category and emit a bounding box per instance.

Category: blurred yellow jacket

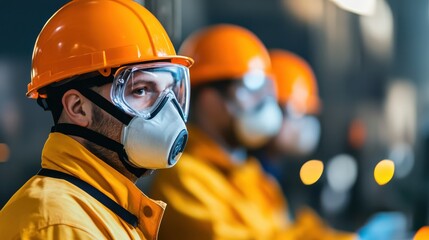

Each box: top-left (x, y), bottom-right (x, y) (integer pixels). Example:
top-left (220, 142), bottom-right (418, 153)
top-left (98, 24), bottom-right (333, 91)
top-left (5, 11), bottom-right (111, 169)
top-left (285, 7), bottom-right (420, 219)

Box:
top-left (0, 133), bottom-right (165, 240)
top-left (150, 126), bottom-right (356, 240)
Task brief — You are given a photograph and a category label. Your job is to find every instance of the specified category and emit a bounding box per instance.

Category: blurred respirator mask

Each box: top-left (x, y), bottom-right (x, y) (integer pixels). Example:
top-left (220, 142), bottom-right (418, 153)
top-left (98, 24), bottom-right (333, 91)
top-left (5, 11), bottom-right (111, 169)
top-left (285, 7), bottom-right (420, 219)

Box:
top-left (227, 70), bottom-right (283, 148)
top-left (274, 104), bottom-right (321, 156)
top-left (51, 63), bottom-right (190, 177)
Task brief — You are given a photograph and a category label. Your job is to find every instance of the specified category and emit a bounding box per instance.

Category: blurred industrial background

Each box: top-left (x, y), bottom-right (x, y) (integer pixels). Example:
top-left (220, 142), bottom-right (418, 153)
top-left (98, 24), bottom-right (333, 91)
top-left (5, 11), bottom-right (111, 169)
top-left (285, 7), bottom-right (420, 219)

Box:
top-left (1, 0), bottom-right (429, 234)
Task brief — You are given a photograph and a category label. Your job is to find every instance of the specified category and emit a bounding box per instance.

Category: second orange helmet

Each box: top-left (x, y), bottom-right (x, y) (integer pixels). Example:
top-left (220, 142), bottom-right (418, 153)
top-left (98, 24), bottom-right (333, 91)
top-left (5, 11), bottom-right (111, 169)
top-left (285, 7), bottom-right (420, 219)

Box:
top-left (179, 24), bottom-right (272, 86)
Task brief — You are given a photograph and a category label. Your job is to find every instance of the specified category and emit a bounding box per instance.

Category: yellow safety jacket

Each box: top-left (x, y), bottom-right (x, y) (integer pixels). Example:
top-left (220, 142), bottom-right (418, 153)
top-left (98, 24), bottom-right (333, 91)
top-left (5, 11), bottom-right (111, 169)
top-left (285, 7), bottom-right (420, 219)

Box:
top-left (0, 133), bottom-right (165, 240)
top-left (150, 126), bottom-right (356, 240)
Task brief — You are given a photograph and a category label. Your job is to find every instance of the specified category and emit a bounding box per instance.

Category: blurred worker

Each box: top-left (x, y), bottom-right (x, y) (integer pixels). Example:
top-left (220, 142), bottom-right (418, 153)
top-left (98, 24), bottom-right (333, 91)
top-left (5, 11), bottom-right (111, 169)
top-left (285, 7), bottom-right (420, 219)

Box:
top-left (0, 0), bottom-right (193, 239)
top-left (261, 49), bottom-right (408, 240)
top-left (250, 49), bottom-right (323, 226)
top-left (270, 49), bottom-right (321, 157)
top-left (149, 24), bottom-right (354, 240)
top-left (253, 49), bottom-right (322, 181)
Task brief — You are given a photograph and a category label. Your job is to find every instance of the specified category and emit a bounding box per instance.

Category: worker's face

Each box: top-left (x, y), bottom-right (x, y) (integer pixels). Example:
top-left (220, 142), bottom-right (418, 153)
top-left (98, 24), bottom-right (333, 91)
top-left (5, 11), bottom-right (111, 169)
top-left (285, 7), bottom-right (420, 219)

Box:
top-left (225, 72), bottom-right (276, 114)
top-left (223, 73), bottom-right (283, 149)
top-left (111, 63), bottom-right (189, 169)
top-left (82, 63), bottom-right (190, 171)
top-left (111, 63), bottom-right (190, 121)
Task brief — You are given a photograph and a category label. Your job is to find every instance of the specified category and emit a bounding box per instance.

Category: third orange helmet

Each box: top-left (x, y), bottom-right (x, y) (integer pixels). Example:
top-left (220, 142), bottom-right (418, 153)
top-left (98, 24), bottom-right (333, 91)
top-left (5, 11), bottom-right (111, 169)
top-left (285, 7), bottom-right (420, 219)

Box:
top-left (269, 49), bottom-right (320, 115)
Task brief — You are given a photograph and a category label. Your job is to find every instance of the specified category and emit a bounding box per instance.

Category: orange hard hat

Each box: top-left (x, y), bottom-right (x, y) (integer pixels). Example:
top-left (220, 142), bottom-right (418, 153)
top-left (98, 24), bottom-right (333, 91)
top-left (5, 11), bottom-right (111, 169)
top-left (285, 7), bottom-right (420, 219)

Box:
top-left (179, 24), bottom-right (271, 86)
top-left (27, 0), bottom-right (193, 99)
top-left (269, 49), bottom-right (320, 115)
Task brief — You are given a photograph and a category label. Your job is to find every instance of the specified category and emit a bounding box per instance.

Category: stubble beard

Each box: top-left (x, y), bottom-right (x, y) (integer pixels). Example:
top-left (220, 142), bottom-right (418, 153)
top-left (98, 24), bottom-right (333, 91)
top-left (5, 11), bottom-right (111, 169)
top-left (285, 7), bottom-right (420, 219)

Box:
top-left (83, 105), bottom-right (129, 173)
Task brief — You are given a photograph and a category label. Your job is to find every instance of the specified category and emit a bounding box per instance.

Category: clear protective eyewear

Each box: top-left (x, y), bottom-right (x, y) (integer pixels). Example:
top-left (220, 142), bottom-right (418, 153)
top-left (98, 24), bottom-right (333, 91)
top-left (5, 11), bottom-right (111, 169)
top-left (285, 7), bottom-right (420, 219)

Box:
top-left (111, 62), bottom-right (190, 121)
top-left (228, 70), bottom-right (277, 113)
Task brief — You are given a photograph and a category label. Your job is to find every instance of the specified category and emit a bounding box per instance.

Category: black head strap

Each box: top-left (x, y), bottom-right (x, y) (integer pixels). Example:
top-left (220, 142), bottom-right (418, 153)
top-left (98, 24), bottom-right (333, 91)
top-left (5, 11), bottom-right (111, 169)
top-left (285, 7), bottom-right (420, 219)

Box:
top-left (37, 73), bottom-right (116, 124)
top-left (76, 87), bottom-right (133, 125)
top-left (51, 123), bottom-right (146, 178)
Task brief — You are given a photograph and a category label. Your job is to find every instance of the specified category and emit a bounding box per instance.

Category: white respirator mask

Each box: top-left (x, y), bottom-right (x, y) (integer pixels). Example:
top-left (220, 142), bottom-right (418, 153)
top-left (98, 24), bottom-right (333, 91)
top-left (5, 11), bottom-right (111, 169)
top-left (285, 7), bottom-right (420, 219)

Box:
top-left (274, 112), bottom-right (321, 156)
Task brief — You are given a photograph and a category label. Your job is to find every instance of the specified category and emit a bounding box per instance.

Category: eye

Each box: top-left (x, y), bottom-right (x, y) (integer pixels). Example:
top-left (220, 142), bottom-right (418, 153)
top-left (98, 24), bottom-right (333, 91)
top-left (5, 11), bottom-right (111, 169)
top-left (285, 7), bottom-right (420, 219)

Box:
top-left (132, 86), bottom-right (149, 96)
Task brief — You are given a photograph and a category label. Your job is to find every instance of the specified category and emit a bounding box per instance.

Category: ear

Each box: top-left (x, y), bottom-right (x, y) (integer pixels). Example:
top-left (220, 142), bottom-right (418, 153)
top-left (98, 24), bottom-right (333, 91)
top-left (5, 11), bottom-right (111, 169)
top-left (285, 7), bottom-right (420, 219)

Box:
top-left (61, 89), bottom-right (92, 127)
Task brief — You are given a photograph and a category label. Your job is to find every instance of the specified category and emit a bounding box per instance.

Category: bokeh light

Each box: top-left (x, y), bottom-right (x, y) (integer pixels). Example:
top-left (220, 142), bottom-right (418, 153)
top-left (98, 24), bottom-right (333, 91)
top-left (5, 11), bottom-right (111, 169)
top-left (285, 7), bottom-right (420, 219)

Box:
top-left (359, 0), bottom-right (393, 61)
top-left (388, 142), bottom-right (414, 179)
top-left (300, 159), bottom-right (324, 185)
top-left (331, 0), bottom-right (376, 16)
top-left (374, 159), bottom-right (395, 185)
top-left (348, 119), bottom-right (367, 150)
top-left (326, 154), bottom-right (358, 192)
top-left (384, 80), bottom-right (417, 146)
top-left (321, 185), bottom-right (350, 214)
top-left (282, 0), bottom-right (325, 25)
top-left (0, 143), bottom-right (10, 162)
top-left (414, 226), bottom-right (429, 240)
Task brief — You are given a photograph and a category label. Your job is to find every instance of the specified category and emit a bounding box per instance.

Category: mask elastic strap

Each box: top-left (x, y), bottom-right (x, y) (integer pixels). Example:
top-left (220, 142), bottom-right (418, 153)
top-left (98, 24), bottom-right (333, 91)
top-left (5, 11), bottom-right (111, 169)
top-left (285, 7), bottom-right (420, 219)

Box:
top-left (51, 123), bottom-right (146, 178)
top-left (76, 87), bottom-right (133, 125)
top-left (71, 88), bottom-right (153, 177)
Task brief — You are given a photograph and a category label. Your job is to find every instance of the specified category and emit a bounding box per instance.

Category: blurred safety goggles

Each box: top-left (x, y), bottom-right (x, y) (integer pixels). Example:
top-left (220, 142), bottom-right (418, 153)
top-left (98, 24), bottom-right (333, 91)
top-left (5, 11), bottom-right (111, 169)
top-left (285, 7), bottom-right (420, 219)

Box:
top-left (228, 70), bottom-right (277, 112)
top-left (111, 62), bottom-right (190, 121)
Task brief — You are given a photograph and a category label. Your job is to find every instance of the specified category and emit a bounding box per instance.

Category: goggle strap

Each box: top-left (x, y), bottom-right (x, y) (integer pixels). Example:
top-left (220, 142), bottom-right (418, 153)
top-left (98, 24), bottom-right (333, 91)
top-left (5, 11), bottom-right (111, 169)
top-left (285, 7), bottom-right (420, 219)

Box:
top-left (76, 87), bottom-right (133, 125)
top-left (51, 123), bottom-right (146, 178)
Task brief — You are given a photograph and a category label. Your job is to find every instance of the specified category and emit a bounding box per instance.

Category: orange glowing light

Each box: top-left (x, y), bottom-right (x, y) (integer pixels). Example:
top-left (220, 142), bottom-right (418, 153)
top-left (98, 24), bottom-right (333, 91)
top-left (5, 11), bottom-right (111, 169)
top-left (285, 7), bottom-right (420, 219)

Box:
top-left (374, 159), bottom-right (395, 185)
top-left (414, 226), bottom-right (429, 240)
top-left (0, 143), bottom-right (10, 162)
top-left (300, 160), bottom-right (324, 185)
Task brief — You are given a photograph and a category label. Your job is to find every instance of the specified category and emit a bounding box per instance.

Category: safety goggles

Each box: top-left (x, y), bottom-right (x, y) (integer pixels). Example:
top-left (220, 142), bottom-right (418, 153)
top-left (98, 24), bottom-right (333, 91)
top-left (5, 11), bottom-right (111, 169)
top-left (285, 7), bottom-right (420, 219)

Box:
top-left (227, 70), bottom-right (277, 113)
top-left (111, 62), bottom-right (190, 121)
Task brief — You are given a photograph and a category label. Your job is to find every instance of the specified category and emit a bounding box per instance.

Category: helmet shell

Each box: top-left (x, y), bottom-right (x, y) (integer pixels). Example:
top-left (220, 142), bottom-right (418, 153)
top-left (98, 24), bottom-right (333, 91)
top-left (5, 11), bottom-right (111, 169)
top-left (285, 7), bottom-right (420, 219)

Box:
top-left (28, 0), bottom-right (193, 98)
top-left (269, 49), bottom-right (320, 114)
top-left (179, 24), bottom-right (271, 86)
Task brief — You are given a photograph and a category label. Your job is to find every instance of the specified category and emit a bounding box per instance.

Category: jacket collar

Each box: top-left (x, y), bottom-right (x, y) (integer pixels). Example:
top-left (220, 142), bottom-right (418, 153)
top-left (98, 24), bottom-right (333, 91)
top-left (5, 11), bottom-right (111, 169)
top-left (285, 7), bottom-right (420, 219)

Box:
top-left (41, 132), bottom-right (165, 237)
top-left (185, 125), bottom-right (249, 170)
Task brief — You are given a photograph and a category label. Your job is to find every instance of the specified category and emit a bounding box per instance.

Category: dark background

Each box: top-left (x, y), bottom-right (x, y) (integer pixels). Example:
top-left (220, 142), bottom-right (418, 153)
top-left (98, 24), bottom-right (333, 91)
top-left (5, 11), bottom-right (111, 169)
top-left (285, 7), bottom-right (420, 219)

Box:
top-left (1, 0), bottom-right (429, 233)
